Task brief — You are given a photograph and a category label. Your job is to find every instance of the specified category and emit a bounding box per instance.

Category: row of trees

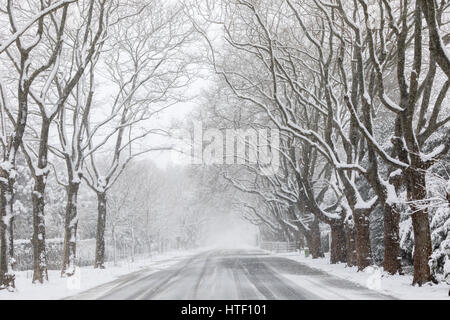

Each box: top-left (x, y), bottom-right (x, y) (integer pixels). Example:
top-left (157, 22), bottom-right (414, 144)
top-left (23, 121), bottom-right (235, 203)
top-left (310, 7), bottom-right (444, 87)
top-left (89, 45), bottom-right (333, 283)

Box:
top-left (0, 0), bottom-right (195, 289)
top-left (97, 161), bottom-right (213, 265)
top-left (191, 0), bottom-right (450, 286)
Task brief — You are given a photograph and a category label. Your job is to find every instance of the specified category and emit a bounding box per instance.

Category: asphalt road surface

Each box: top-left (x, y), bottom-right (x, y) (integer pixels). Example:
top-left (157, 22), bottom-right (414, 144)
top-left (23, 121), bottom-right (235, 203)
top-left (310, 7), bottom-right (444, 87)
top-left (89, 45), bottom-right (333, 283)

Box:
top-left (68, 249), bottom-right (394, 300)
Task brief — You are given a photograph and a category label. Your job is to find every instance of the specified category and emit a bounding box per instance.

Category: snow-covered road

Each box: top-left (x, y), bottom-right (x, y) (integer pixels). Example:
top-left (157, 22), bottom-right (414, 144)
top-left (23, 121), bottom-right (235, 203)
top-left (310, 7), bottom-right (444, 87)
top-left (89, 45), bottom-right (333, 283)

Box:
top-left (67, 249), bottom-right (395, 300)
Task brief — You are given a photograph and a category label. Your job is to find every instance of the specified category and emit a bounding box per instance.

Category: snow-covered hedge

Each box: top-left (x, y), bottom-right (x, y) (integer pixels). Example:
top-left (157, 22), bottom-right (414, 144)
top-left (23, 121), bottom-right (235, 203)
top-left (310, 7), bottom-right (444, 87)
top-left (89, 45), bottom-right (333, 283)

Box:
top-left (399, 168), bottom-right (450, 283)
top-left (13, 238), bottom-right (160, 271)
top-left (14, 239), bottom-right (97, 271)
top-left (429, 206), bottom-right (450, 282)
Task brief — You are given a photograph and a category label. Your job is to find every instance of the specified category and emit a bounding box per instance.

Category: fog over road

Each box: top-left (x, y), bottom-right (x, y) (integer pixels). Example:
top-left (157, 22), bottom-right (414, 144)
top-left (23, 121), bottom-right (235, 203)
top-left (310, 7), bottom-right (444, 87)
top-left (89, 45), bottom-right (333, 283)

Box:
top-left (69, 249), bottom-right (394, 300)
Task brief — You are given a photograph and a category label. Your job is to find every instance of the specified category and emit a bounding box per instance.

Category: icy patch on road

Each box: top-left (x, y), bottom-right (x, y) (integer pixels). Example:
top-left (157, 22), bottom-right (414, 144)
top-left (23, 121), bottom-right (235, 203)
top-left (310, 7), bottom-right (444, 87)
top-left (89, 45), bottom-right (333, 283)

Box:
top-left (278, 252), bottom-right (449, 300)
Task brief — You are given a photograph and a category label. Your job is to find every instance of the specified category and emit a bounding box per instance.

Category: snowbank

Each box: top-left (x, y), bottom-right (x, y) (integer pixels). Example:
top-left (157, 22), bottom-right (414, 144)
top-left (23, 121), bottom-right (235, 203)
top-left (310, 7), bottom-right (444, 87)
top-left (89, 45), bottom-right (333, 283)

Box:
top-left (278, 252), bottom-right (449, 300)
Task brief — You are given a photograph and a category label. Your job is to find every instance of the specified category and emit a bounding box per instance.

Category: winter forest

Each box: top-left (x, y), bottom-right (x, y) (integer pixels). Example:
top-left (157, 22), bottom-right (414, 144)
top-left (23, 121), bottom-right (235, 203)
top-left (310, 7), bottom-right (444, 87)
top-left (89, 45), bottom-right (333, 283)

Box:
top-left (0, 0), bottom-right (449, 300)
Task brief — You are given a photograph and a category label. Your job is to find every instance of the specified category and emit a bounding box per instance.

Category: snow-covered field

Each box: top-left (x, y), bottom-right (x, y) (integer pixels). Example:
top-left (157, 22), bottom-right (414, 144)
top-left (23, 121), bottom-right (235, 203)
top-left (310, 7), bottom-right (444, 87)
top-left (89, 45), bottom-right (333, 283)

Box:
top-left (278, 252), bottom-right (449, 300)
top-left (0, 249), bottom-right (200, 300)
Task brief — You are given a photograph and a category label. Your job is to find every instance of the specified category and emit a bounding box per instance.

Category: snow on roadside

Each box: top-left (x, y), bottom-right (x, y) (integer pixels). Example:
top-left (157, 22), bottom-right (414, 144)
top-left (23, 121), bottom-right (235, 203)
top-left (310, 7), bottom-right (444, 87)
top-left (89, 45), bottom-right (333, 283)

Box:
top-left (0, 249), bottom-right (200, 300)
top-left (277, 252), bottom-right (449, 300)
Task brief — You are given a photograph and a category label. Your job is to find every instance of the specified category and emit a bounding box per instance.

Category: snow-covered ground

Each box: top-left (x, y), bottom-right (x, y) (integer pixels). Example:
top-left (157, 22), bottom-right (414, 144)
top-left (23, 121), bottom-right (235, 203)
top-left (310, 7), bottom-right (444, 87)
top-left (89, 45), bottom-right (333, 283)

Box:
top-left (0, 249), bottom-right (201, 300)
top-left (68, 248), bottom-right (397, 300)
top-left (278, 252), bottom-right (449, 300)
top-left (4, 248), bottom-right (447, 300)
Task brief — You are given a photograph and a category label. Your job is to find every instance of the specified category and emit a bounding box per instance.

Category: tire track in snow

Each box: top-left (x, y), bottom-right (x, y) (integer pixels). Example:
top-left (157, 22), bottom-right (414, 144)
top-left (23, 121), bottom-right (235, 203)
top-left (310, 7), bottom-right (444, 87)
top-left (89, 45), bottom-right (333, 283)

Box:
top-left (100, 251), bottom-right (209, 299)
top-left (138, 251), bottom-right (213, 299)
top-left (238, 254), bottom-right (321, 300)
top-left (192, 250), bottom-right (214, 299)
top-left (228, 253), bottom-right (262, 299)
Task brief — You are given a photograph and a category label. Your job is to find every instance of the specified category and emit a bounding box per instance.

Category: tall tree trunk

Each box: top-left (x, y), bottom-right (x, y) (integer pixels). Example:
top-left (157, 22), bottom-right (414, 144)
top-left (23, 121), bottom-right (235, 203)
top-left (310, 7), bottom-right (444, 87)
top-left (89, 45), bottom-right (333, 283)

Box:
top-left (0, 63), bottom-right (32, 288)
top-left (310, 218), bottom-right (324, 258)
top-left (111, 226), bottom-right (117, 266)
top-left (32, 175), bottom-right (49, 283)
top-left (383, 203), bottom-right (402, 275)
top-left (368, 168), bottom-right (403, 275)
top-left (30, 119), bottom-right (52, 282)
top-left (330, 221), bottom-right (347, 264)
top-left (345, 223), bottom-right (357, 267)
top-left (353, 210), bottom-right (372, 270)
top-left (407, 168), bottom-right (433, 285)
top-left (94, 192), bottom-right (107, 269)
top-left (0, 176), bottom-right (15, 288)
top-left (61, 182), bottom-right (80, 277)
top-left (0, 186), bottom-right (8, 286)
top-left (8, 215), bottom-right (14, 271)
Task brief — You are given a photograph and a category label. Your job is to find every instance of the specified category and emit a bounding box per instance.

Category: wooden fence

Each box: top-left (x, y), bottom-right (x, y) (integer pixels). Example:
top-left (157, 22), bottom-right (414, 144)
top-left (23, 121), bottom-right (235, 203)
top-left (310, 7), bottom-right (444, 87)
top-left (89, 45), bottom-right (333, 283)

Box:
top-left (260, 241), bottom-right (300, 253)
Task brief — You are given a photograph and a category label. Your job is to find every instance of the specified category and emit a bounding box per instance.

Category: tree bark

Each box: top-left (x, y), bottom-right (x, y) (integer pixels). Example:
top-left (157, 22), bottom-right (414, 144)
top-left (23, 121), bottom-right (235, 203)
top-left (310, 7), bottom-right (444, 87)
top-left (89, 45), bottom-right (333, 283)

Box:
top-left (94, 192), bottom-right (107, 269)
top-left (309, 218), bottom-right (324, 259)
top-left (0, 185), bottom-right (8, 288)
top-left (345, 223), bottom-right (357, 267)
top-left (111, 226), bottom-right (117, 266)
top-left (304, 232), bottom-right (312, 253)
top-left (61, 182), bottom-right (80, 277)
top-left (28, 119), bottom-right (53, 283)
top-left (31, 175), bottom-right (49, 283)
top-left (353, 210), bottom-right (372, 270)
top-left (419, 0), bottom-right (450, 79)
top-left (8, 216), bottom-right (14, 271)
top-left (330, 221), bottom-right (347, 264)
top-left (0, 177), bottom-right (15, 288)
top-left (383, 203), bottom-right (402, 275)
top-left (406, 168), bottom-right (433, 285)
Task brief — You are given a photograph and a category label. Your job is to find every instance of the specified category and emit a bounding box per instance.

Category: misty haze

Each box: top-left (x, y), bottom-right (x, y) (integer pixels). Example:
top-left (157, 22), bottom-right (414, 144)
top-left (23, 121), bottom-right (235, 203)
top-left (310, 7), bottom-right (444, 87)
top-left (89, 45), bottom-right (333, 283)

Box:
top-left (0, 0), bottom-right (449, 302)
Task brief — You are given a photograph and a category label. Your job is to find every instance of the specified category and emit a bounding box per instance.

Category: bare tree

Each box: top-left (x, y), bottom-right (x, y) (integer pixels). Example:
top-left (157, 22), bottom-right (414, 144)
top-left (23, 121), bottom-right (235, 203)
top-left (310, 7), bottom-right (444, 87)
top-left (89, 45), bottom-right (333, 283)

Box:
top-left (0, 0), bottom-right (75, 288)
top-left (327, 0), bottom-right (450, 285)
top-left (81, 0), bottom-right (194, 269)
top-left (195, 0), bottom-right (449, 285)
top-left (419, 0), bottom-right (450, 79)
